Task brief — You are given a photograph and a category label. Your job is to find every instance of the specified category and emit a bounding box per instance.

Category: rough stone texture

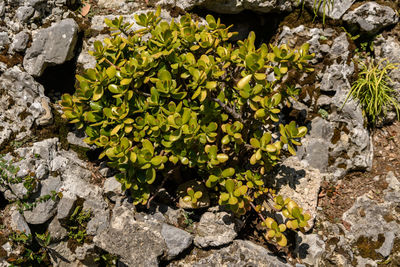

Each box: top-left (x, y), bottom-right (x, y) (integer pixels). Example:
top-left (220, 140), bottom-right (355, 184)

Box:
top-left (97, 0), bottom-right (125, 9)
top-left (270, 156), bottom-right (329, 230)
top-left (194, 211), bottom-right (242, 248)
top-left (295, 233), bottom-right (325, 266)
top-left (374, 35), bottom-right (400, 122)
top-left (23, 176), bottom-right (62, 224)
top-left (48, 216), bottom-right (68, 242)
top-left (103, 176), bottom-right (122, 202)
top-left (6, 205), bottom-right (31, 235)
top-left (169, 240), bottom-right (290, 267)
top-left (277, 26), bottom-right (373, 179)
top-left (0, 32), bottom-right (9, 51)
top-left (23, 18), bottom-right (78, 77)
top-left (304, 0), bottom-right (355, 20)
top-left (94, 203), bottom-right (167, 267)
top-left (0, 67), bottom-right (53, 148)
top-left (158, 0), bottom-right (298, 14)
top-left (161, 223), bottom-right (193, 260)
top-left (343, 2), bottom-right (399, 35)
top-left (15, 6), bottom-right (35, 22)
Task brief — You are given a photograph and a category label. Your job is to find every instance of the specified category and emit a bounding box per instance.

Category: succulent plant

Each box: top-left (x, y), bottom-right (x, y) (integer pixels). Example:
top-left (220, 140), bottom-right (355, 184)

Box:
top-left (61, 7), bottom-right (314, 247)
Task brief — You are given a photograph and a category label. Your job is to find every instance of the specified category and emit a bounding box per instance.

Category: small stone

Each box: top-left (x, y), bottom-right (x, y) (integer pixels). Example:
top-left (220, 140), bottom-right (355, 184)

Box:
top-left (56, 196), bottom-right (77, 222)
top-left (161, 223), bottom-right (192, 260)
top-left (15, 6), bottom-right (35, 22)
top-left (376, 231), bottom-right (395, 258)
top-left (295, 233), bottom-right (325, 266)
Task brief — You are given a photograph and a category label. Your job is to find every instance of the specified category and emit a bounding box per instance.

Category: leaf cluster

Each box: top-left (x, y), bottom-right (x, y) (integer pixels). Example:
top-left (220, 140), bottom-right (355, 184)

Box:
top-left (61, 7), bottom-right (314, 247)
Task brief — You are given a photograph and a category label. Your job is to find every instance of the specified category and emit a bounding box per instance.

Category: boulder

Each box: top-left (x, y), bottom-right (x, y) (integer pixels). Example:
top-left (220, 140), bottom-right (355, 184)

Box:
top-left (343, 2), bottom-right (399, 35)
top-left (23, 18), bottom-right (79, 77)
top-left (161, 223), bottom-right (193, 260)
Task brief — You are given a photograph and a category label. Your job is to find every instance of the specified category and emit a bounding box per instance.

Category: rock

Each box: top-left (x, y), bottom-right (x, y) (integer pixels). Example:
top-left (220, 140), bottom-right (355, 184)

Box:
top-left (0, 32), bottom-right (9, 51)
top-left (169, 240), bottom-right (290, 267)
top-left (159, 0), bottom-right (298, 14)
top-left (23, 18), bottom-right (79, 77)
top-left (194, 211), bottom-right (242, 248)
top-left (276, 26), bottom-right (373, 179)
top-left (0, 1), bottom-right (5, 17)
top-left (271, 157), bottom-right (328, 229)
top-left (23, 176), bottom-right (62, 224)
top-left (10, 31), bottom-right (30, 52)
top-left (304, 0), bottom-right (355, 20)
top-left (0, 67), bottom-right (53, 148)
top-left (7, 206), bottom-right (31, 235)
top-left (295, 233), bottom-right (325, 266)
top-left (343, 2), bottom-right (399, 35)
top-left (375, 231), bottom-right (395, 258)
top-left (97, 0), bottom-right (125, 9)
top-left (66, 131), bottom-right (92, 149)
top-left (93, 203), bottom-right (167, 266)
top-left (103, 176), bottom-right (122, 202)
top-left (15, 6), bottom-right (35, 22)
top-left (161, 223), bottom-right (193, 260)
top-left (56, 196), bottom-right (77, 221)
top-left (177, 180), bottom-right (210, 209)
top-left (48, 216), bottom-right (68, 242)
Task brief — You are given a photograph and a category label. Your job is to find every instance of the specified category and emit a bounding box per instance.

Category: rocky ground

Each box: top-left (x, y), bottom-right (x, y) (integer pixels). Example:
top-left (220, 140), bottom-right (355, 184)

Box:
top-left (0, 0), bottom-right (400, 266)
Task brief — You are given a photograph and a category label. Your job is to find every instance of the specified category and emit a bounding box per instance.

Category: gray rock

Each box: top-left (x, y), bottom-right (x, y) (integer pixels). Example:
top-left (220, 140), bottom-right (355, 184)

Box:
top-left (66, 131), bottom-right (91, 149)
top-left (161, 223), bottom-right (193, 260)
top-left (10, 31), bottom-right (30, 53)
top-left (56, 196), bottom-right (77, 221)
top-left (48, 216), bottom-right (68, 242)
top-left (169, 240), bottom-right (290, 267)
top-left (8, 206), bottom-right (31, 235)
top-left (194, 211), bottom-right (242, 248)
top-left (23, 176), bottom-right (62, 224)
top-left (23, 18), bottom-right (79, 77)
top-left (97, 0), bottom-right (125, 9)
top-left (15, 6), bottom-right (35, 22)
top-left (295, 233), bottom-right (325, 266)
top-left (103, 176), bottom-right (122, 201)
top-left (0, 68), bottom-right (53, 148)
top-left (0, 1), bottom-right (5, 17)
top-left (375, 231), bottom-right (395, 258)
top-left (94, 203), bottom-right (167, 266)
top-left (304, 0), bottom-right (355, 20)
top-left (0, 32), bottom-right (9, 50)
top-left (343, 2), bottom-right (399, 35)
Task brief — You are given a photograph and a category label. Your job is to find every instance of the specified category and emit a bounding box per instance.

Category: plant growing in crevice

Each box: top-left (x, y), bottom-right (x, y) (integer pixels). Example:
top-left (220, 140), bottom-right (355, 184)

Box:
top-left (0, 155), bottom-right (62, 213)
top-left (342, 58), bottom-right (400, 126)
top-left (61, 8), bottom-right (314, 248)
top-left (6, 231), bottom-right (52, 266)
top-left (65, 205), bottom-right (92, 246)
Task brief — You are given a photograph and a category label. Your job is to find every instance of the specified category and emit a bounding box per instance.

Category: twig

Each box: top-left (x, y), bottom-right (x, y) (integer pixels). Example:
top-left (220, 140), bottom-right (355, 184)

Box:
top-left (104, 58), bottom-right (121, 70)
top-left (249, 201), bottom-right (266, 222)
top-left (212, 98), bottom-right (245, 123)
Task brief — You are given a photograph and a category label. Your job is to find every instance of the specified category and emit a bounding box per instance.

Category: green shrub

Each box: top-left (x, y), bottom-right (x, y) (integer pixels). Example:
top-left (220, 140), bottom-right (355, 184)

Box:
top-left (61, 8), bottom-right (314, 247)
top-left (343, 58), bottom-right (400, 125)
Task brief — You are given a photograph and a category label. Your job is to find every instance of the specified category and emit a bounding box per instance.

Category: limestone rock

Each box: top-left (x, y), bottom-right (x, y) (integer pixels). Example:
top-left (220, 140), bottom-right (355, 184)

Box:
top-left (194, 211), bottom-right (242, 248)
top-left (161, 223), bottom-right (193, 260)
top-left (304, 0), bottom-right (355, 20)
top-left (23, 18), bottom-right (79, 77)
top-left (343, 2), bottom-right (399, 35)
